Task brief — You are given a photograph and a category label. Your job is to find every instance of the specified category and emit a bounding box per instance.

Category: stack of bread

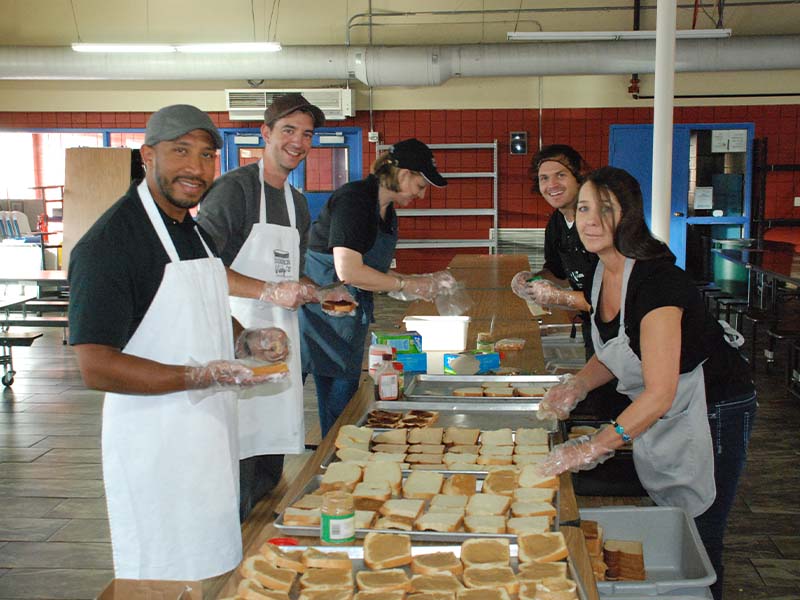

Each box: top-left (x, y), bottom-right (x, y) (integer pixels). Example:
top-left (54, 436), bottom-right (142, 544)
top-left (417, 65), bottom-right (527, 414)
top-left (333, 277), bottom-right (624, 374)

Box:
top-left (364, 410), bottom-right (439, 429)
top-left (579, 520), bottom-right (607, 582)
top-left (452, 382), bottom-right (550, 398)
top-left (603, 539), bottom-right (646, 581)
top-left (332, 425), bottom-right (551, 472)
top-left (233, 532), bottom-right (576, 600)
top-left (284, 461), bottom-right (558, 536)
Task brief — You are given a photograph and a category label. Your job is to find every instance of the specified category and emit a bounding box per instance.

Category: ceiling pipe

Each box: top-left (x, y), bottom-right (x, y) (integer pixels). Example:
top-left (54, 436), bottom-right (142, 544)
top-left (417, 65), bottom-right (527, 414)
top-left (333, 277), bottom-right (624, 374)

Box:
top-left (0, 36), bottom-right (799, 85)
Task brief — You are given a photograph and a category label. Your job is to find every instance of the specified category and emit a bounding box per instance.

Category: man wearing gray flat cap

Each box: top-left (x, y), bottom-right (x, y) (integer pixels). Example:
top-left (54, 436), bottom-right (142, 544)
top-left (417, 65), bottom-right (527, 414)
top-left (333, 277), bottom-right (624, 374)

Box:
top-left (69, 104), bottom-right (296, 581)
top-left (198, 93), bottom-right (354, 522)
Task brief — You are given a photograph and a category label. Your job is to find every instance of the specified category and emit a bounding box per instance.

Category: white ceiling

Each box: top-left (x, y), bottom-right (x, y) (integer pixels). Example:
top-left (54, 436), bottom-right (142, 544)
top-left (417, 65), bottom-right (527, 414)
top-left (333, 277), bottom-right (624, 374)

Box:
top-left (2, 0), bottom-right (799, 48)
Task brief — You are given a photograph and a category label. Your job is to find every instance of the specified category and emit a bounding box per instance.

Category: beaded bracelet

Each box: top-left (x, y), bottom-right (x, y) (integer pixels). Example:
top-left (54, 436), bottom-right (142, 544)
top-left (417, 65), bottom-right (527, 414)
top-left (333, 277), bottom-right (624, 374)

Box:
top-left (611, 420), bottom-right (632, 443)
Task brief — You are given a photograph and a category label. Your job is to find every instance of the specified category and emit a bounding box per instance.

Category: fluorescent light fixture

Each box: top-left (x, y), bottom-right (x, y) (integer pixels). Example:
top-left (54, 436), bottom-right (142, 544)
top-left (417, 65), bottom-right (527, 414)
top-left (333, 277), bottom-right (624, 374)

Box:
top-left (71, 43), bottom-right (176, 53)
top-left (177, 42), bottom-right (282, 53)
top-left (507, 29), bottom-right (731, 42)
top-left (71, 42), bottom-right (282, 54)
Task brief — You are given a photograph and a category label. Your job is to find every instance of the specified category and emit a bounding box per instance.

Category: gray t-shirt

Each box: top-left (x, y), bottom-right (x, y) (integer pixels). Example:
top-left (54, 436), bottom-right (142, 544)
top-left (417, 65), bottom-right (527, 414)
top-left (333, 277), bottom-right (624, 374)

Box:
top-left (197, 162), bottom-right (311, 273)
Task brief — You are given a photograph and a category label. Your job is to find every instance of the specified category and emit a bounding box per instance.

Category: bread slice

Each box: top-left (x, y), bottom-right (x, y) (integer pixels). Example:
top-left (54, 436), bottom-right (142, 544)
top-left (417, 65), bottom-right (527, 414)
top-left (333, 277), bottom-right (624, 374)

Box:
top-left (462, 566), bottom-right (519, 596)
top-left (516, 560), bottom-right (569, 581)
top-left (430, 494), bottom-right (468, 512)
top-left (237, 579), bottom-right (291, 600)
top-left (463, 515), bottom-right (507, 534)
top-left (354, 591), bottom-right (405, 600)
top-left (410, 573), bottom-right (465, 594)
top-left (457, 589), bottom-right (510, 600)
top-left (476, 454), bottom-right (513, 466)
top-left (374, 516), bottom-right (415, 531)
top-left (510, 501), bottom-right (557, 520)
top-left (452, 387), bottom-right (484, 397)
top-left (515, 428), bottom-right (549, 445)
top-left (282, 507), bottom-right (320, 527)
top-left (482, 387), bottom-right (515, 398)
top-left (335, 446), bottom-right (371, 464)
top-left (604, 539), bottom-right (646, 580)
top-left (238, 556), bottom-right (296, 591)
top-left (372, 443), bottom-right (408, 454)
top-left (259, 542), bottom-right (305, 572)
top-left (298, 567), bottom-right (354, 589)
top-left (291, 494), bottom-right (324, 510)
top-left (444, 452), bottom-right (479, 466)
top-left (518, 581), bottom-right (578, 600)
top-left (408, 444), bottom-right (445, 454)
top-left (408, 592), bottom-right (457, 600)
top-left (412, 551), bottom-right (463, 576)
top-left (480, 429), bottom-right (514, 446)
top-left (518, 464), bottom-right (559, 489)
top-left (441, 473), bottom-right (477, 496)
top-left (512, 385), bottom-right (547, 398)
top-left (297, 588), bottom-right (353, 600)
top-left (513, 454), bottom-right (548, 466)
top-left (356, 568), bottom-right (411, 592)
top-left (443, 427), bottom-right (480, 445)
top-left (518, 531), bottom-right (568, 563)
top-left (379, 498), bottom-right (425, 520)
top-left (401, 470), bottom-right (444, 499)
top-left (506, 516), bottom-right (551, 535)
top-left (301, 547), bottom-right (352, 570)
top-left (320, 461), bottom-right (363, 492)
top-left (514, 444), bottom-right (550, 455)
top-left (363, 531), bottom-right (412, 569)
top-left (446, 444), bottom-right (481, 454)
top-left (363, 461), bottom-right (402, 494)
top-left (369, 452), bottom-right (407, 463)
top-left (486, 465), bottom-right (520, 473)
top-left (447, 462), bottom-right (482, 472)
top-left (335, 424), bottom-right (374, 448)
top-left (373, 429), bottom-right (407, 444)
top-left (354, 509), bottom-right (377, 529)
top-left (460, 537), bottom-right (510, 567)
top-left (408, 427), bottom-right (444, 444)
top-left (411, 463), bottom-right (446, 471)
top-left (353, 480), bottom-right (392, 505)
top-left (513, 487), bottom-right (555, 503)
top-left (479, 445), bottom-right (514, 457)
top-left (481, 469), bottom-right (519, 496)
top-left (415, 511), bottom-right (464, 533)
top-left (465, 493), bottom-right (511, 516)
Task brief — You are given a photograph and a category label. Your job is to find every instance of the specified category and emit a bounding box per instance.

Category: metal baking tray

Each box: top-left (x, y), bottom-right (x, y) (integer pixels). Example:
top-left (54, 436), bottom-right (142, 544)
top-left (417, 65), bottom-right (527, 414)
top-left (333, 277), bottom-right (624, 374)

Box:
top-left (361, 401), bottom-right (557, 431)
top-left (275, 545), bottom-right (589, 600)
top-left (404, 374), bottom-right (561, 403)
top-left (274, 474), bottom-right (560, 543)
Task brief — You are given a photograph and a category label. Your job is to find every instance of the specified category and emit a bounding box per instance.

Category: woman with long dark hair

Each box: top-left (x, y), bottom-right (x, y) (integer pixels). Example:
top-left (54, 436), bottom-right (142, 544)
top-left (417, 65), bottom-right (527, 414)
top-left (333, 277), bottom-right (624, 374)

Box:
top-left (538, 166), bottom-right (756, 600)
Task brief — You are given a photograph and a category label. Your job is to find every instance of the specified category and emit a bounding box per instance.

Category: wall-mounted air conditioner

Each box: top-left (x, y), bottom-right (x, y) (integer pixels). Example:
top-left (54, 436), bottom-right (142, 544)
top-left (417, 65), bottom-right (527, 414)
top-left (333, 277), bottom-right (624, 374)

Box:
top-left (225, 88), bottom-right (355, 121)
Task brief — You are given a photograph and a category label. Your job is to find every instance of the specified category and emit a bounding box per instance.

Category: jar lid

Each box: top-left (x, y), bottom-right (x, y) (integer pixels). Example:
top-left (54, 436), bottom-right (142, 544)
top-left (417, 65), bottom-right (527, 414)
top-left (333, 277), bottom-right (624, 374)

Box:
top-left (267, 537), bottom-right (299, 546)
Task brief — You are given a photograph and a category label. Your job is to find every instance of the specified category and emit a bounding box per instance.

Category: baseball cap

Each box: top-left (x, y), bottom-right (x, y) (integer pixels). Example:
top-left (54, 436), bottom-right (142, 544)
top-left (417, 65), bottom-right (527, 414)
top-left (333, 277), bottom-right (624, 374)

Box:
top-left (263, 93), bottom-right (325, 129)
top-left (389, 138), bottom-right (447, 187)
top-left (144, 104), bottom-right (223, 149)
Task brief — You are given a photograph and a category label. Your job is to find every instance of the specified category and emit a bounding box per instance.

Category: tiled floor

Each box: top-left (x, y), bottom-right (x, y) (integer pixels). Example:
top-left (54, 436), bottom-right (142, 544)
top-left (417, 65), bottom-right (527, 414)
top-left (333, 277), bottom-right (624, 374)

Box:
top-left (0, 295), bottom-right (798, 598)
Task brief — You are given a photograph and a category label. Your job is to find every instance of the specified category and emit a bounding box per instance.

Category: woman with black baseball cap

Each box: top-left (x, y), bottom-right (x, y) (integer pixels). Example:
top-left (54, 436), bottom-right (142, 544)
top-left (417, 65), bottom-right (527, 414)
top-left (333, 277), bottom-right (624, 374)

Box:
top-left (299, 138), bottom-right (456, 435)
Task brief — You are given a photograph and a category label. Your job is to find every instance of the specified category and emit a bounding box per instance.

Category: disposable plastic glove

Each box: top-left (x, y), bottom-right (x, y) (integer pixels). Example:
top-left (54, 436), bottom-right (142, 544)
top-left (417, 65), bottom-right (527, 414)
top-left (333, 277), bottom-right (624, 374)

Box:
top-left (184, 359), bottom-right (280, 390)
top-left (234, 327), bottom-right (290, 363)
top-left (389, 274), bottom-right (438, 302)
top-left (511, 272), bottom-right (582, 310)
top-left (537, 432), bottom-right (616, 477)
top-left (315, 283), bottom-right (358, 317)
top-left (536, 373), bottom-right (589, 421)
top-left (258, 281), bottom-right (317, 310)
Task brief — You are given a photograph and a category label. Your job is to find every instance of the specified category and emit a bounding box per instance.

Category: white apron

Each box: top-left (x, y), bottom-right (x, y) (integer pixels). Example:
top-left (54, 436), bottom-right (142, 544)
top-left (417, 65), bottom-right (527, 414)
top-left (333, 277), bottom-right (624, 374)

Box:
top-left (591, 258), bottom-right (716, 517)
top-left (228, 159), bottom-right (305, 457)
top-left (102, 181), bottom-right (242, 580)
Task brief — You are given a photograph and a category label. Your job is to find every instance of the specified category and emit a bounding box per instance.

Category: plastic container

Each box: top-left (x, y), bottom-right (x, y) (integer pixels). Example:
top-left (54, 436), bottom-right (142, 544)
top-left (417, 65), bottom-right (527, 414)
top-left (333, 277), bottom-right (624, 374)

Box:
top-left (320, 491), bottom-right (355, 544)
top-left (402, 316), bottom-right (471, 352)
top-left (580, 506), bottom-right (716, 596)
top-left (368, 344), bottom-right (392, 379)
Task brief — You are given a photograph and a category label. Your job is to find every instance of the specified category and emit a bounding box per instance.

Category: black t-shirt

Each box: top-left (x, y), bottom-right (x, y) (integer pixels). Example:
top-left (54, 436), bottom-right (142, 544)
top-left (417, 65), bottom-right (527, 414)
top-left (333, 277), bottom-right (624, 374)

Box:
top-left (542, 209), bottom-right (597, 291)
top-left (308, 175), bottom-right (396, 254)
top-left (68, 182), bottom-right (218, 349)
top-left (584, 258), bottom-right (754, 406)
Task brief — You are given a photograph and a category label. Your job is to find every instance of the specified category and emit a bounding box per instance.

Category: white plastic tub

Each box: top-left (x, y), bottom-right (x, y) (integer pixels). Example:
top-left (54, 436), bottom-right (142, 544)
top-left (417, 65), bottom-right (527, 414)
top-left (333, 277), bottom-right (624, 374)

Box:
top-left (403, 315), bottom-right (470, 352)
top-left (580, 506), bottom-right (715, 597)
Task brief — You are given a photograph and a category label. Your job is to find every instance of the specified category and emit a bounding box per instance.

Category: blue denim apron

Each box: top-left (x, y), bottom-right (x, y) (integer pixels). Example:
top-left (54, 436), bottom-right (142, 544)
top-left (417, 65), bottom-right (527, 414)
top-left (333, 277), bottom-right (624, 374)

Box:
top-left (299, 202), bottom-right (398, 379)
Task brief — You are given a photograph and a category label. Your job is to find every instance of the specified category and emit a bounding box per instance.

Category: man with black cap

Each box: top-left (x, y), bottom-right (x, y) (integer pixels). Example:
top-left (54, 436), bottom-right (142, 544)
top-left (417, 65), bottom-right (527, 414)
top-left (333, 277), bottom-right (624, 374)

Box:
top-left (300, 138), bottom-right (460, 436)
top-left (197, 93), bottom-right (351, 521)
top-left (68, 104), bottom-right (293, 580)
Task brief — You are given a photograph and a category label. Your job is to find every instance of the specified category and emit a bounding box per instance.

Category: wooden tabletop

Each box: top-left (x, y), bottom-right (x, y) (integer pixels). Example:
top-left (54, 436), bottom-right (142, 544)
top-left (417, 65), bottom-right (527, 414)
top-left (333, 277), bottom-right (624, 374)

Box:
top-left (405, 289), bottom-right (536, 322)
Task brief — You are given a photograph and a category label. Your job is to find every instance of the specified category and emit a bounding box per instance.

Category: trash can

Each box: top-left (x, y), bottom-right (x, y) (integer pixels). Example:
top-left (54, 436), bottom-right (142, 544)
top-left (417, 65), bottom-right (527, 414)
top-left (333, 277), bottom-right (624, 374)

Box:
top-left (712, 237), bottom-right (752, 297)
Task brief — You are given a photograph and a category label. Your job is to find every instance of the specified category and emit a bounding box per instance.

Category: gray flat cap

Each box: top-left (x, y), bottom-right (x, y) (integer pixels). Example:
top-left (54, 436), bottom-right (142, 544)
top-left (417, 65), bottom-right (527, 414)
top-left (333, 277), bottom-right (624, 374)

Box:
top-left (144, 104), bottom-right (223, 148)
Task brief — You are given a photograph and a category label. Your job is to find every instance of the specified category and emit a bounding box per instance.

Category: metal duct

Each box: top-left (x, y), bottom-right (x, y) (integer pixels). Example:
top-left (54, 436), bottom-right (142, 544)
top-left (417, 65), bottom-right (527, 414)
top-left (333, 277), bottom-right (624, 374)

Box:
top-left (0, 36), bottom-right (798, 86)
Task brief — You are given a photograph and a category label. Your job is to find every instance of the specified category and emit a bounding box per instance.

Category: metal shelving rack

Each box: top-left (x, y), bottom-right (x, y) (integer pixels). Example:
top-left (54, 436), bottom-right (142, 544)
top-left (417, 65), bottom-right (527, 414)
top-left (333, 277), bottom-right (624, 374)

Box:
top-left (377, 141), bottom-right (499, 253)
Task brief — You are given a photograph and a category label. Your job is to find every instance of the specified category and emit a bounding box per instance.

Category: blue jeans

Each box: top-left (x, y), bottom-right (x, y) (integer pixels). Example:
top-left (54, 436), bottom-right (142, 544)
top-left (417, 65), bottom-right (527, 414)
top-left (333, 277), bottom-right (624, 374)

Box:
top-left (695, 391), bottom-right (757, 600)
top-left (312, 374), bottom-right (361, 438)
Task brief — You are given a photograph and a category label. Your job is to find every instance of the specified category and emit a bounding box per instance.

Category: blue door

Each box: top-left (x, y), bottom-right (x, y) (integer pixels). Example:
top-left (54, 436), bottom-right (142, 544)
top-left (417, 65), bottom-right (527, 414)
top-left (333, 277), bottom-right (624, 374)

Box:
top-left (221, 126), bottom-right (362, 222)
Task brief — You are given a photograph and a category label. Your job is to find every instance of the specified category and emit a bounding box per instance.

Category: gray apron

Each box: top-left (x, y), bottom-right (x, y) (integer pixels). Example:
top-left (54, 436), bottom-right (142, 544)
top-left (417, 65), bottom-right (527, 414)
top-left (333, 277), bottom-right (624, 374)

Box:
top-left (300, 200), bottom-right (398, 379)
top-left (591, 258), bottom-right (716, 518)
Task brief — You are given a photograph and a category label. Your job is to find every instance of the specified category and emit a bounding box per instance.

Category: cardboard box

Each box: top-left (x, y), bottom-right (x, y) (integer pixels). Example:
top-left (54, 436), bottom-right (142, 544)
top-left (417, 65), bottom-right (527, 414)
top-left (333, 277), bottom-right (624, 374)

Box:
top-left (394, 351), bottom-right (428, 373)
top-left (443, 351), bottom-right (501, 374)
top-left (96, 579), bottom-right (202, 600)
top-left (371, 330), bottom-right (423, 354)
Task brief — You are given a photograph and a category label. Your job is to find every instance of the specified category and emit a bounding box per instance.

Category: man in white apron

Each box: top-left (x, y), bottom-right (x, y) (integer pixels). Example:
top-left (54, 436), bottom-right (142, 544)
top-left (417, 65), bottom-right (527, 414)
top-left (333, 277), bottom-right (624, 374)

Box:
top-left (68, 105), bottom-right (288, 581)
top-left (198, 93), bottom-right (339, 520)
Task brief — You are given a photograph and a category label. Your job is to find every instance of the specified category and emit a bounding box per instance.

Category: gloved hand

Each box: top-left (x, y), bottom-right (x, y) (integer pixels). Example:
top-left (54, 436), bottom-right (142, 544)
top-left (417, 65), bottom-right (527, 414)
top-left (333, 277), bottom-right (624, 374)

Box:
top-left (259, 281), bottom-right (317, 310)
top-left (536, 373), bottom-right (589, 421)
top-left (315, 284), bottom-right (358, 317)
top-left (537, 432), bottom-right (616, 477)
top-left (185, 359), bottom-right (282, 390)
top-left (511, 272), bottom-right (582, 310)
top-left (389, 274), bottom-right (437, 302)
top-left (235, 327), bottom-right (289, 362)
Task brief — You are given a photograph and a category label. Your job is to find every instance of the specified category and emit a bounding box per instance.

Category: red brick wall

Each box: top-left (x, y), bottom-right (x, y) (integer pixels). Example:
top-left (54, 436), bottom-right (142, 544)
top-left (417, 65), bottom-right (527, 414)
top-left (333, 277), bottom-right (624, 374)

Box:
top-left (2, 104), bottom-right (798, 272)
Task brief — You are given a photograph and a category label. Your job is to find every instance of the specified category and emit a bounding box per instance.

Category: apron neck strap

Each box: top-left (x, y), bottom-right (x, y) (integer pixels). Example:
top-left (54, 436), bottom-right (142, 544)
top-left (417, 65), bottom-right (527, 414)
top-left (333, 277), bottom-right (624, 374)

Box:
top-left (258, 159), bottom-right (297, 228)
top-left (137, 180), bottom-right (211, 263)
top-left (592, 256), bottom-right (636, 323)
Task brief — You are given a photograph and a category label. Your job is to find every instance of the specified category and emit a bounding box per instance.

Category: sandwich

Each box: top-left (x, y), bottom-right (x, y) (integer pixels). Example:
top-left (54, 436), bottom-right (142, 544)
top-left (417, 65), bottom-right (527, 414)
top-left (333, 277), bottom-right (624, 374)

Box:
top-left (517, 531), bottom-right (568, 563)
top-left (363, 531), bottom-right (412, 569)
top-left (403, 471), bottom-right (444, 500)
top-left (476, 454), bottom-right (513, 466)
top-left (462, 566), bottom-right (519, 596)
top-left (238, 556), bottom-right (296, 592)
top-left (322, 299), bottom-right (357, 313)
top-left (281, 507), bottom-right (320, 527)
top-left (482, 386), bottom-right (515, 398)
top-left (447, 462), bottom-right (482, 472)
top-left (356, 568), bottom-right (411, 592)
top-left (441, 473), bottom-right (477, 496)
top-left (335, 425), bottom-right (374, 448)
top-left (443, 427), bottom-right (481, 445)
top-left (298, 567), bottom-right (354, 589)
top-left (414, 511), bottom-right (464, 533)
top-left (320, 461), bottom-right (363, 492)
top-left (290, 494), bottom-right (324, 510)
top-left (362, 461), bottom-right (402, 494)
top-left (410, 463), bottom-right (446, 471)
top-left (519, 578), bottom-right (579, 600)
top-left (237, 579), bottom-right (291, 600)
top-left (411, 551), bottom-right (463, 576)
top-left (410, 573), bottom-right (465, 594)
top-left (369, 452), bottom-right (407, 463)
top-left (301, 547), bottom-right (353, 570)
top-left (259, 542), bottom-right (305, 572)
top-left (512, 385), bottom-right (547, 397)
top-left (250, 362), bottom-right (290, 378)
top-left (379, 498), bottom-right (425, 520)
top-left (463, 515), bottom-right (507, 534)
top-left (335, 447), bottom-right (371, 464)
top-left (460, 537), bottom-right (510, 567)
top-left (481, 469), bottom-right (518, 496)
top-left (352, 480), bottom-right (392, 511)
top-left (452, 387), bottom-right (484, 397)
